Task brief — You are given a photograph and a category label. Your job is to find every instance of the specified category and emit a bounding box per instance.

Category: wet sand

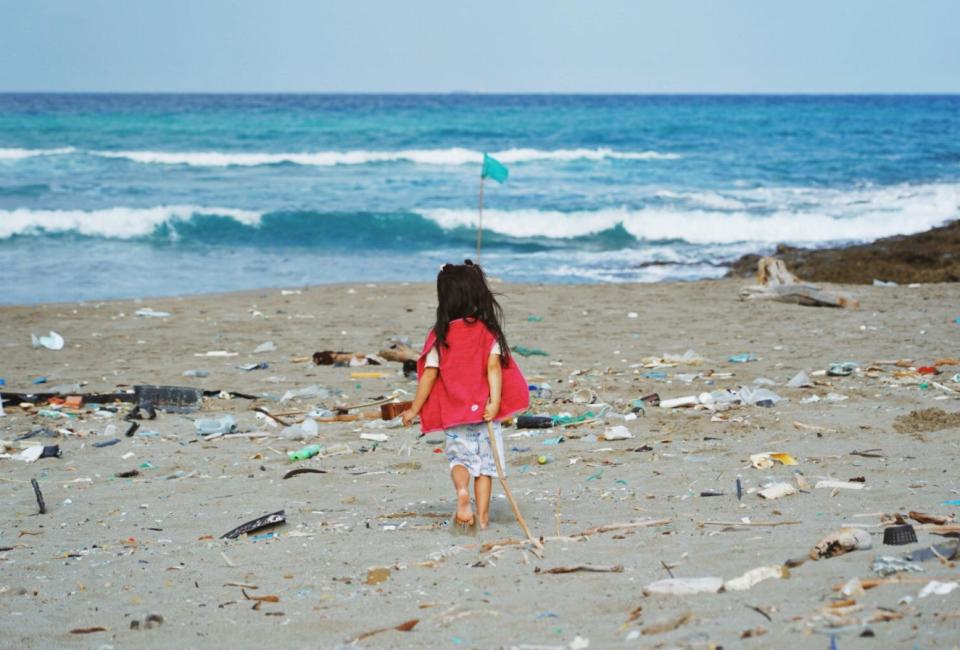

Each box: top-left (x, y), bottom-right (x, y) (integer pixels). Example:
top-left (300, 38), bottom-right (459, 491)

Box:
top-left (1, 279), bottom-right (959, 648)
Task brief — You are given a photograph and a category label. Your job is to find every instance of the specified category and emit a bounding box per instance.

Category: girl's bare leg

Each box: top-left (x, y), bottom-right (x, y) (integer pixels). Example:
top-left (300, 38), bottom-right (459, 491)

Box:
top-left (474, 475), bottom-right (492, 528)
top-left (451, 465), bottom-right (474, 524)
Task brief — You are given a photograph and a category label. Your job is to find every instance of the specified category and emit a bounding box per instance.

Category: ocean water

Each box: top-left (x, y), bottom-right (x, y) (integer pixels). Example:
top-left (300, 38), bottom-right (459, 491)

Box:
top-left (1, 94), bottom-right (958, 304)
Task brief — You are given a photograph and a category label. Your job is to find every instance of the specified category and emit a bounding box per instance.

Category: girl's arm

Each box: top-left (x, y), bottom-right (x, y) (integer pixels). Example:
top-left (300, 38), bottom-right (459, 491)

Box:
top-left (483, 353), bottom-right (502, 421)
top-left (401, 367), bottom-right (438, 426)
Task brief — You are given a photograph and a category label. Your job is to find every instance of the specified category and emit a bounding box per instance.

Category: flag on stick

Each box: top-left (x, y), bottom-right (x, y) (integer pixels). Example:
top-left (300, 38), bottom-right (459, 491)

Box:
top-left (481, 153), bottom-right (509, 183)
top-left (477, 153), bottom-right (508, 261)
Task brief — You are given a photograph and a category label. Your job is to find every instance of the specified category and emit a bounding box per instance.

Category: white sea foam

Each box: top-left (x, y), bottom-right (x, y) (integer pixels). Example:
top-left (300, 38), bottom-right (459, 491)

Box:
top-left (423, 182), bottom-right (960, 244)
top-left (90, 147), bottom-right (679, 167)
top-left (0, 147), bottom-right (76, 161)
top-left (0, 205), bottom-right (262, 239)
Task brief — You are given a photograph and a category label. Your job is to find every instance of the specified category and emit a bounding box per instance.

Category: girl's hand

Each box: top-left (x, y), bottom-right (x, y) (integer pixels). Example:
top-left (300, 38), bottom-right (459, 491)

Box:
top-left (483, 401), bottom-right (500, 422)
top-left (400, 409), bottom-right (417, 427)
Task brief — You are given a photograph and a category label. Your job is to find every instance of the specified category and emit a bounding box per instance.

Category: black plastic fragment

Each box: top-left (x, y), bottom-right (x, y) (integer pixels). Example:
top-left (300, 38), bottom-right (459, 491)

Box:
top-left (220, 510), bottom-right (286, 540)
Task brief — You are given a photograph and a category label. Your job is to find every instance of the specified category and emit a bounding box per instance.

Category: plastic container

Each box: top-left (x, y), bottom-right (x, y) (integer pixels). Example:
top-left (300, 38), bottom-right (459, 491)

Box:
top-left (194, 414), bottom-right (236, 436)
top-left (516, 415), bottom-right (553, 429)
top-left (883, 524), bottom-right (918, 546)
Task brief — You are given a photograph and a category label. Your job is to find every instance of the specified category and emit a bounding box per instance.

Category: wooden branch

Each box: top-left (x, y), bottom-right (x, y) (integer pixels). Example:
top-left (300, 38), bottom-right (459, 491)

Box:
top-left (480, 518), bottom-right (671, 553)
top-left (697, 520), bottom-right (802, 527)
top-left (535, 564), bottom-right (624, 574)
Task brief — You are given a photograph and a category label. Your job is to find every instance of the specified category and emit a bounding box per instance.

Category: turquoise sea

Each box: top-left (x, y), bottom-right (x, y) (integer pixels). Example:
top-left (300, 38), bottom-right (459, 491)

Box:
top-left (1, 94), bottom-right (958, 303)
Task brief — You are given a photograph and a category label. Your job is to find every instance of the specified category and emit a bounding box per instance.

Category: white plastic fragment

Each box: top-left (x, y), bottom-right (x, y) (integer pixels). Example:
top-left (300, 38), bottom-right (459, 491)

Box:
top-left (254, 340), bottom-right (276, 353)
top-left (815, 480), bottom-right (864, 490)
top-left (919, 581), bottom-right (958, 598)
top-left (757, 483), bottom-right (797, 499)
top-left (723, 565), bottom-right (787, 591)
top-left (13, 446), bottom-right (43, 463)
top-left (135, 308), bottom-right (171, 318)
top-left (643, 576), bottom-right (723, 596)
top-left (31, 331), bottom-right (65, 350)
top-left (601, 426), bottom-right (633, 441)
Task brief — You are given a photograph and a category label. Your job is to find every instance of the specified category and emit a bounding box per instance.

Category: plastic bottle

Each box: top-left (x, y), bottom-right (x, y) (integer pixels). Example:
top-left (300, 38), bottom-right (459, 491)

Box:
top-left (288, 444), bottom-right (323, 461)
top-left (194, 414), bottom-right (236, 436)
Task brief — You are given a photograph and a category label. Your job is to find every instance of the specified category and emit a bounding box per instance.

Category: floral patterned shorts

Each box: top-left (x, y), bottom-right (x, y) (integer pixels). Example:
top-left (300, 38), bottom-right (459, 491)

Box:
top-left (444, 421), bottom-right (506, 478)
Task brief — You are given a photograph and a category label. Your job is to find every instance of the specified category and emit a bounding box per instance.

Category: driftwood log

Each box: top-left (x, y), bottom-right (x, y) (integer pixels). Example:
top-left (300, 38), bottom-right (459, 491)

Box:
top-left (739, 257), bottom-right (859, 308)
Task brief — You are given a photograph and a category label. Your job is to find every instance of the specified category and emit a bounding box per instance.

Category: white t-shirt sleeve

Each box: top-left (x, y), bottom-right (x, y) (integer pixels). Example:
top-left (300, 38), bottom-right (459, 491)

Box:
top-left (424, 341), bottom-right (500, 368)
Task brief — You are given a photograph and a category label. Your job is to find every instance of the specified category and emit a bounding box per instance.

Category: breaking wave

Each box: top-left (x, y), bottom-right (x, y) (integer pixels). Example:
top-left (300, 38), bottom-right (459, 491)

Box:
top-left (1, 146), bottom-right (679, 167)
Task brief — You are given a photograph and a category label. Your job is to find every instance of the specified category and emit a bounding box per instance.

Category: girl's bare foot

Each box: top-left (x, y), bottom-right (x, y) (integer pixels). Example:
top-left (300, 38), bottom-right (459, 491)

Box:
top-left (454, 488), bottom-right (474, 527)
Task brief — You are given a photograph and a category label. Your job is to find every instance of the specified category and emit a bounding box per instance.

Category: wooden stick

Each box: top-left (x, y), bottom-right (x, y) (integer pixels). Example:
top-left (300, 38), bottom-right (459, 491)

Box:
top-left (832, 575), bottom-right (958, 591)
top-left (31, 478), bottom-right (46, 515)
top-left (252, 407), bottom-right (291, 427)
top-left (481, 518), bottom-right (672, 553)
top-left (697, 520), bottom-right (802, 527)
top-left (554, 488), bottom-right (561, 537)
top-left (536, 564), bottom-right (624, 574)
top-left (336, 392), bottom-right (403, 413)
top-left (476, 175), bottom-right (484, 262)
top-left (486, 421), bottom-right (540, 548)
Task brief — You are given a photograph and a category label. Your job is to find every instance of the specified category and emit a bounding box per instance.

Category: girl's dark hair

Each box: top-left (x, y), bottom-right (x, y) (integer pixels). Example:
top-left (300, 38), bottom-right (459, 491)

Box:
top-left (434, 259), bottom-right (512, 367)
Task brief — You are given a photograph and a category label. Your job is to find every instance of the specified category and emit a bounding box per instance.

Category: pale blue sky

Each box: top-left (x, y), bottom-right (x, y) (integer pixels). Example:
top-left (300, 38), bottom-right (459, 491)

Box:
top-left (2, 0), bottom-right (958, 93)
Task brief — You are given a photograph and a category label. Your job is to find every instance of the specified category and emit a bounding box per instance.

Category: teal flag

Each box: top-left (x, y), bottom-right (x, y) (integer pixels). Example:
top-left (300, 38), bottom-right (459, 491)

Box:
top-left (481, 153), bottom-right (509, 183)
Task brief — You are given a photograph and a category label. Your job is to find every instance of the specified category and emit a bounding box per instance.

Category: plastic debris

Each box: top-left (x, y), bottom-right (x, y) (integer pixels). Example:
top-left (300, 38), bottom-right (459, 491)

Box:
top-left (750, 452), bottom-right (798, 469)
top-left (786, 371), bottom-right (812, 388)
top-left (135, 308), bottom-right (171, 318)
top-left (643, 577), bottom-right (723, 596)
top-left (758, 483), bottom-right (797, 499)
top-left (194, 415), bottom-right (236, 436)
top-left (918, 581), bottom-right (958, 598)
top-left (814, 479), bottom-right (864, 490)
top-left (221, 510), bottom-right (286, 539)
top-left (827, 361), bottom-right (858, 376)
top-left (601, 425), bottom-right (633, 441)
top-left (723, 565), bottom-right (788, 591)
top-left (288, 444), bottom-right (323, 461)
top-left (254, 340), bottom-right (276, 353)
top-left (280, 385), bottom-right (332, 403)
top-left (134, 385), bottom-right (203, 413)
top-left (281, 418), bottom-right (318, 440)
top-left (728, 353), bottom-right (756, 363)
top-left (512, 346), bottom-right (549, 357)
top-left (31, 331), bottom-right (65, 350)
top-left (872, 556), bottom-right (923, 576)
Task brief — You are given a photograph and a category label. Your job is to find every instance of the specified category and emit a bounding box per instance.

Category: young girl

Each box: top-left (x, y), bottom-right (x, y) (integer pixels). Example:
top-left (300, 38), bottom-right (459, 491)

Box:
top-left (401, 260), bottom-right (529, 529)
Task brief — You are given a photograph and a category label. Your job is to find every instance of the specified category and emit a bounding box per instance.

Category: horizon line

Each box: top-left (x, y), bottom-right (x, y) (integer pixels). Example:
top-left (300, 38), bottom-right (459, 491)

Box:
top-left (2, 90), bottom-right (959, 96)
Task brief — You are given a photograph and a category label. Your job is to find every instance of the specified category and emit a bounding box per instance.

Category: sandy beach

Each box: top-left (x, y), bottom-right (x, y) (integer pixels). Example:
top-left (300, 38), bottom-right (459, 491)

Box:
top-left (2, 278), bottom-right (959, 649)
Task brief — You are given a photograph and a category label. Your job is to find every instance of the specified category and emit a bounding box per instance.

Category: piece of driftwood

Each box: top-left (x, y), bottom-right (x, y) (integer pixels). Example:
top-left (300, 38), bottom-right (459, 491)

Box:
top-left (379, 340), bottom-right (419, 363)
top-left (832, 575), bottom-right (958, 591)
top-left (739, 257), bottom-right (859, 308)
top-left (909, 511), bottom-right (955, 525)
top-left (30, 478), bottom-right (46, 515)
top-left (252, 407), bottom-right (291, 426)
top-left (535, 563), bottom-right (624, 574)
top-left (220, 510), bottom-right (286, 539)
top-left (698, 519), bottom-right (802, 528)
top-left (282, 468), bottom-right (327, 480)
top-left (313, 350), bottom-right (382, 366)
top-left (480, 518), bottom-right (672, 553)
top-left (349, 618), bottom-right (419, 643)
